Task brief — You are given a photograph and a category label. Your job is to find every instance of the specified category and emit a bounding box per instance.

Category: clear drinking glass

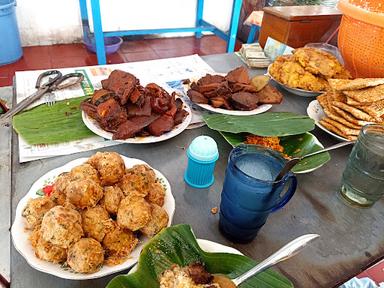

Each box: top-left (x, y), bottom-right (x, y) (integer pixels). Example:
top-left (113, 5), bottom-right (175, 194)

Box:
top-left (340, 124), bottom-right (384, 208)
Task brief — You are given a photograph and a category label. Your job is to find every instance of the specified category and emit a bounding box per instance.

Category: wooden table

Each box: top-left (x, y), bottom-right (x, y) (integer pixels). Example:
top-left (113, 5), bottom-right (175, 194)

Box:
top-left (8, 53), bottom-right (384, 288)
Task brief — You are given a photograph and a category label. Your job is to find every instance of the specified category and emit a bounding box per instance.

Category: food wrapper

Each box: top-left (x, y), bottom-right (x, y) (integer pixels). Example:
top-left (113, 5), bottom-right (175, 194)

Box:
top-left (263, 37), bottom-right (294, 61)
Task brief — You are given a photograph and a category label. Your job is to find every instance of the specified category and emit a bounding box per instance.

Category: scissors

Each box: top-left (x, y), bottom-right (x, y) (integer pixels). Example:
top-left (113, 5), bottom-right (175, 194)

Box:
top-left (0, 70), bottom-right (84, 125)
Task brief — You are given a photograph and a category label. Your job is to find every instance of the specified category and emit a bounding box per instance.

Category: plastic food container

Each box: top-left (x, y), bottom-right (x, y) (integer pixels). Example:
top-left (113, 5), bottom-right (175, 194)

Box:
top-left (83, 36), bottom-right (123, 54)
top-left (338, 0), bottom-right (384, 77)
top-left (184, 136), bottom-right (219, 189)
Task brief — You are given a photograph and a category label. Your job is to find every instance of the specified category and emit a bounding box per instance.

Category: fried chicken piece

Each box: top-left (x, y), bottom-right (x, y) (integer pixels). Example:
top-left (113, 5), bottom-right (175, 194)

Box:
top-left (82, 205), bottom-right (113, 242)
top-left (87, 152), bottom-right (126, 186)
top-left (67, 238), bottom-right (104, 273)
top-left (117, 197), bottom-right (151, 231)
top-left (69, 163), bottom-right (100, 183)
top-left (22, 197), bottom-right (55, 230)
top-left (29, 226), bottom-right (67, 263)
top-left (65, 179), bottom-right (103, 209)
top-left (293, 47), bottom-right (346, 79)
top-left (101, 185), bottom-right (124, 215)
top-left (140, 204), bottom-right (169, 237)
top-left (145, 181), bottom-right (166, 207)
top-left (40, 206), bottom-right (83, 248)
top-left (102, 225), bottom-right (138, 265)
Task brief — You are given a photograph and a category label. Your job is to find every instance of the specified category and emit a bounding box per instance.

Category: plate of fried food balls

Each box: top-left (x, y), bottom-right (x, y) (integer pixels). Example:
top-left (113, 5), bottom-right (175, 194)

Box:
top-left (11, 151), bottom-right (174, 280)
top-left (268, 47), bottom-right (352, 97)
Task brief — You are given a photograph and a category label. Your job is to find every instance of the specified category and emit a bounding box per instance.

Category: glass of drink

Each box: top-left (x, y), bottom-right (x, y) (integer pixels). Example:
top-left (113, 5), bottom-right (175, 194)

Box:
top-left (339, 124), bottom-right (384, 208)
top-left (219, 145), bottom-right (297, 243)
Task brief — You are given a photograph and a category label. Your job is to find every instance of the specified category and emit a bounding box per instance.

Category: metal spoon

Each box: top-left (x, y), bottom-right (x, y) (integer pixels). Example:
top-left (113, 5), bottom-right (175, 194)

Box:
top-left (213, 234), bottom-right (320, 288)
top-left (274, 140), bottom-right (355, 182)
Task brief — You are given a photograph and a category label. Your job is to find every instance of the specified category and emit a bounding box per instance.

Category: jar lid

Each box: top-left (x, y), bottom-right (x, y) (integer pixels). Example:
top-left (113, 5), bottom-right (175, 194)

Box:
top-left (187, 135), bottom-right (219, 163)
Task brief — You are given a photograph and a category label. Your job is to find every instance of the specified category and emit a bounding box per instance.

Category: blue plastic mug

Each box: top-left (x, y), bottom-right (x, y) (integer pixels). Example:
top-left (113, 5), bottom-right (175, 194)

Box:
top-left (219, 145), bottom-right (297, 243)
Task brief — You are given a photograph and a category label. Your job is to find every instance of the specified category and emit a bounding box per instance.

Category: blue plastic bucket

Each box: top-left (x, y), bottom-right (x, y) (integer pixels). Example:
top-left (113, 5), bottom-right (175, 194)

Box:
top-left (0, 0), bottom-right (22, 65)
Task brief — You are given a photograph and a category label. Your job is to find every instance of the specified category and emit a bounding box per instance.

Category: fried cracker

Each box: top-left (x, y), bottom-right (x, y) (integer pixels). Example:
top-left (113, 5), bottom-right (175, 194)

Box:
top-left (323, 107), bottom-right (362, 129)
top-left (344, 84), bottom-right (384, 103)
top-left (321, 118), bottom-right (360, 136)
top-left (328, 78), bottom-right (384, 91)
top-left (332, 106), bottom-right (371, 126)
top-left (359, 101), bottom-right (384, 119)
top-left (332, 101), bottom-right (374, 121)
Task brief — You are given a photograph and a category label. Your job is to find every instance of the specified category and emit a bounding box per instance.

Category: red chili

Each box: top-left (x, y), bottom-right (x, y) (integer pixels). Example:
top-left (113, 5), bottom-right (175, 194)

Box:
top-left (42, 185), bottom-right (53, 196)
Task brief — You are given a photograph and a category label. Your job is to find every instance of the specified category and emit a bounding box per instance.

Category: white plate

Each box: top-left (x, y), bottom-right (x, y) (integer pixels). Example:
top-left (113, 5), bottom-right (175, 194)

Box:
top-left (307, 100), bottom-right (349, 142)
top-left (128, 239), bottom-right (243, 274)
top-left (267, 65), bottom-right (324, 98)
top-left (82, 98), bottom-right (192, 144)
top-left (11, 156), bottom-right (175, 280)
top-left (184, 74), bottom-right (272, 116)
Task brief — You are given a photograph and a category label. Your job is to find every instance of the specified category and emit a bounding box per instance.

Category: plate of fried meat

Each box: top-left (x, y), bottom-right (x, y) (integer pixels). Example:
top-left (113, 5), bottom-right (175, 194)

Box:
top-left (185, 67), bottom-right (283, 116)
top-left (307, 78), bottom-right (384, 141)
top-left (268, 47), bottom-right (352, 97)
top-left (11, 151), bottom-right (175, 280)
top-left (81, 70), bottom-right (192, 143)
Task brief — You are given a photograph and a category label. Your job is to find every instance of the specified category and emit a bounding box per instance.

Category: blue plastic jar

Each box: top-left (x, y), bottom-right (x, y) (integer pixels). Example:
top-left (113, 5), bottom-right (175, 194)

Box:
top-left (184, 135), bottom-right (219, 189)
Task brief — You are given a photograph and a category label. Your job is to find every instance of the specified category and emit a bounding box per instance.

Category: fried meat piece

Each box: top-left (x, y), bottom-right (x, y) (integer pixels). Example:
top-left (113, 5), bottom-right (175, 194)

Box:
top-left (22, 197), bottom-right (55, 230)
top-left (82, 205), bottom-right (113, 242)
top-left (147, 114), bottom-right (174, 136)
top-left (112, 114), bottom-right (160, 140)
top-left (87, 152), bottom-right (126, 186)
top-left (187, 90), bottom-right (208, 104)
top-left (101, 185), bottom-right (124, 215)
top-left (90, 89), bottom-right (113, 106)
top-left (230, 92), bottom-right (259, 110)
top-left (67, 238), bottom-right (104, 273)
top-left (146, 83), bottom-right (172, 114)
top-left (257, 85), bottom-right (283, 104)
top-left (96, 98), bottom-right (128, 132)
top-left (29, 226), bottom-right (67, 263)
top-left (65, 179), bottom-right (103, 209)
top-left (41, 206), bottom-right (83, 248)
top-left (101, 70), bottom-right (138, 105)
top-left (117, 197), bottom-right (151, 231)
top-left (102, 225), bottom-right (138, 265)
top-left (197, 74), bottom-right (225, 86)
top-left (225, 67), bottom-right (250, 84)
top-left (140, 204), bottom-right (169, 237)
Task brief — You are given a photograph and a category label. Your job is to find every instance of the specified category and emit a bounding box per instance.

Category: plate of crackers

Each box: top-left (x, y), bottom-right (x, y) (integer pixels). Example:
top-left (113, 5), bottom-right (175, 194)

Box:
top-left (307, 78), bottom-right (384, 141)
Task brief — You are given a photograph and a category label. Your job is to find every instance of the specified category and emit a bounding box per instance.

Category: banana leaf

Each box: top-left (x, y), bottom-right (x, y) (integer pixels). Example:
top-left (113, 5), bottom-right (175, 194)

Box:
top-left (203, 112), bottom-right (315, 136)
top-left (12, 96), bottom-right (95, 145)
top-left (107, 224), bottom-right (293, 288)
top-left (220, 132), bottom-right (330, 173)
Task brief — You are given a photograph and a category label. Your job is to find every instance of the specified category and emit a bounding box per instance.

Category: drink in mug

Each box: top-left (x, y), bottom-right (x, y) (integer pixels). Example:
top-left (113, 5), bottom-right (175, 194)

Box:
top-left (340, 124), bottom-right (384, 207)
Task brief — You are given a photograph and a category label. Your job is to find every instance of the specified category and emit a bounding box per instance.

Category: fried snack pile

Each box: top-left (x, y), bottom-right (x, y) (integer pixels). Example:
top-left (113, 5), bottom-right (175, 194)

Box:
top-left (269, 47), bottom-right (352, 92)
top-left (245, 135), bottom-right (290, 159)
top-left (317, 78), bottom-right (384, 140)
top-left (22, 151), bottom-right (169, 274)
top-left (187, 67), bottom-right (283, 111)
top-left (81, 70), bottom-right (189, 140)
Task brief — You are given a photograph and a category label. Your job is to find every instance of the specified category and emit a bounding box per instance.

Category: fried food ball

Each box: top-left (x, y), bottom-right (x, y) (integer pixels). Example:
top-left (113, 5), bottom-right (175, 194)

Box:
top-left (145, 181), bottom-right (166, 207)
top-left (101, 185), bottom-right (124, 214)
top-left (67, 238), bottom-right (104, 273)
top-left (29, 226), bottom-right (67, 263)
top-left (51, 172), bottom-right (71, 205)
top-left (140, 204), bottom-right (169, 237)
top-left (22, 197), bottom-right (55, 230)
top-left (69, 163), bottom-right (100, 183)
top-left (117, 197), bottom-right (151, 231)
top-left (87, 152), bottom-right (125, 186)
top-left (65, 179), bottom-right (103, 209)
top-left (82, 205), bottom-right (113, 242)
top-left (102, 226), bottom-right (138, 266)
top-left (41, 206), bottom-right (83, 248)
top-left (119, 164), bottom-right (156, 200)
